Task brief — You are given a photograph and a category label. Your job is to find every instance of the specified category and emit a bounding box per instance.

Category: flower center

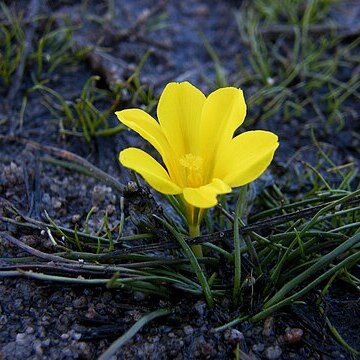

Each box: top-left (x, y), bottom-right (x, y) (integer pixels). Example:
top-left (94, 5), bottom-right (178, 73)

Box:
top-left (179, 153), bottom-right (203, 187)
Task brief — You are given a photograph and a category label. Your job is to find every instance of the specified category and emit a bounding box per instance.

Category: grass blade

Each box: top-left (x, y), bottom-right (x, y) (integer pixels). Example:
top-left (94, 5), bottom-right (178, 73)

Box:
top-left (155, 215), bottom-right (214, 308)
top-left (233, 186), bottom-right (247, 305)
top-left (264, 231), bottom-right (360, 308)
top-left (98, 308), bottom-right (171, 360)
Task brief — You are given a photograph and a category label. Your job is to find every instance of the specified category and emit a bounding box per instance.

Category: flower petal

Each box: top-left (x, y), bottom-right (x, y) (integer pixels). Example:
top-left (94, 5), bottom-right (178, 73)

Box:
top-left (116, 108), bottom-right (184, 184)
top-left (183, 179), bottom-right (232, 208)
top-left (120, 148), bottom-right (182, 194)
top-left (157, 82), bottom-right (206, 155)
top-left (214, 130), bottom-right (279, 187)
top-left (115, 109), bottom-right (170, 159)
top-left (200, 87), bottom-right (246, 161)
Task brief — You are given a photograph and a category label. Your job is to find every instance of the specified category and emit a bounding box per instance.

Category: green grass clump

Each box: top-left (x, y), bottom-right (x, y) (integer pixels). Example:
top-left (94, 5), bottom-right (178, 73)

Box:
top-left (32, 25), bottom-right (89, 79)
top-left (30, 76), bottom-right (124, 143)
top-left (113, 49), bottom-right (158, 113)
top-left (252, 0), bottom-right (336, 24)
top-left (0, 3), bottom-right (25, 86)
top-left (235, 3), bottom-right (359, 128)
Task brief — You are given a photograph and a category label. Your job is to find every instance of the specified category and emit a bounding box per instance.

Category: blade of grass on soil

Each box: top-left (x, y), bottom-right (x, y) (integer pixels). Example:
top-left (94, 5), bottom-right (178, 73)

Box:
top-left (98, 308), bottom-right (171, 360)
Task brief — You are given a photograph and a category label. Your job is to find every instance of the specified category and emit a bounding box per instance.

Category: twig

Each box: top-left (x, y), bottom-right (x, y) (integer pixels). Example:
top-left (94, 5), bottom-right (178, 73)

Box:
top-left (92, 0), bottom-right (169, 85)
top-left (0, 263), bottom-right (102, 276)
top-left (0, 232), bottom-right (77, 263)
top-left (53, 1), bottom-right (168, 88)
top-left (76, 43), bottom-right (126, 87)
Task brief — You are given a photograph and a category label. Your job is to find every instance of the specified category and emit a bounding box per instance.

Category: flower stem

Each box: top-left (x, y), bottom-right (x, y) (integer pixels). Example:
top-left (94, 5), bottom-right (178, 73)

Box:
top-left (189, 224), bottom-right (203, 258)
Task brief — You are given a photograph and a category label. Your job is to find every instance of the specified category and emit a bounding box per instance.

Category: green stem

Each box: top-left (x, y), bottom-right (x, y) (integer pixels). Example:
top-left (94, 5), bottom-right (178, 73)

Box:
top-left (189, 224), bottom-right (203, 257)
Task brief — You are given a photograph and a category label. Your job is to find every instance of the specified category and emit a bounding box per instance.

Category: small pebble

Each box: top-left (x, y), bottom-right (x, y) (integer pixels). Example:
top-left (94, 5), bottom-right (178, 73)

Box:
top-left (59, 314), bottom-right (70, 326)
top-left (41, 315), bottom-right (50, 326)
top-left (263, 317), bottom-right (275, 337)
top-left (50, 183), bottom-right (59, 193)
top-left (253, 343), bottom-right (265, 352)
top-left (34, 341), bottom-right (43, 356)
top-left (284, 328), bottom-right (303, 344)
top-left (129, 310), bottom-right (142, 321)
top-left (200, 341), bottom-right (216, 357)
top-left (193, 4), bottom-right (209, 16)
top-left (71, 332), bottom-right (81, 341)
top-left (39, 326), bottom-right (46, 338)
top-left (221, 297), bottom-right (231, 308)
top-left (42, 193), bottom-right (51, 206)
top-left (265, 345), bottom-right (282, 359)
top-left (106, 204), bottom-right (116, 215)
top-left (52, 199), bottom-right (62, 210)
top-left (267, 77), bottom-right (275, 85)
top-left (92, 185), bottom-right (112, 204)
top-left (62, 349), bottom-right (73, 357)
top-left (72, 214), bottom-right (81, 223)
top-left (61, 333), bottom-right (69, 340)
top-left (26, 326), bottom-right (35, 334)
top-left (85, 306), bottom-right (98, 319)
top-left (0, 315), bottom-right (8, 326)
top-left (158, 300), bottom-right (168, 307)
top-left (16, 333), bottom-right (27, 345)
top-left (183, 325), bottom-right (194, 336)
top-left (42, 338), bottom-right (51, 347)
top-left (143, 342), bottom-right (156, 354)
top-left (224, 329), bottom-right (244, 344)
top-left (72, 297), bottom-right (87, 309)
top-left (134, 291), bottom-right (146, 301)
top-left (194, 300), bottom-right (206, 317)
top-left (102, 291), bottom-right (112, 302)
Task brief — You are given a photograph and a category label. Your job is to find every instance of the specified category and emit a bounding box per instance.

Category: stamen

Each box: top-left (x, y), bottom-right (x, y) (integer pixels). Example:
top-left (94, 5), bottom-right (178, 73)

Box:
top-left (179, 153), bottom-right (203, 170)
top-left (179, 153), bottom-right (203, 187)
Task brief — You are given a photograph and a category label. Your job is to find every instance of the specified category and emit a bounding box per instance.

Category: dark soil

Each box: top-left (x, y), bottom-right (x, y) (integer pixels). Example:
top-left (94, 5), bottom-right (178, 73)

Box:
top-left (1, 0), bottom-right (359, 359)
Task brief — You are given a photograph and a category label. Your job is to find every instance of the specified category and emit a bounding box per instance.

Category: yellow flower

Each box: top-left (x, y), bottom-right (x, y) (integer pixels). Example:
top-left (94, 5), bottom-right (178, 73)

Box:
top-left (116, 82), bottom-right (278, 227)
